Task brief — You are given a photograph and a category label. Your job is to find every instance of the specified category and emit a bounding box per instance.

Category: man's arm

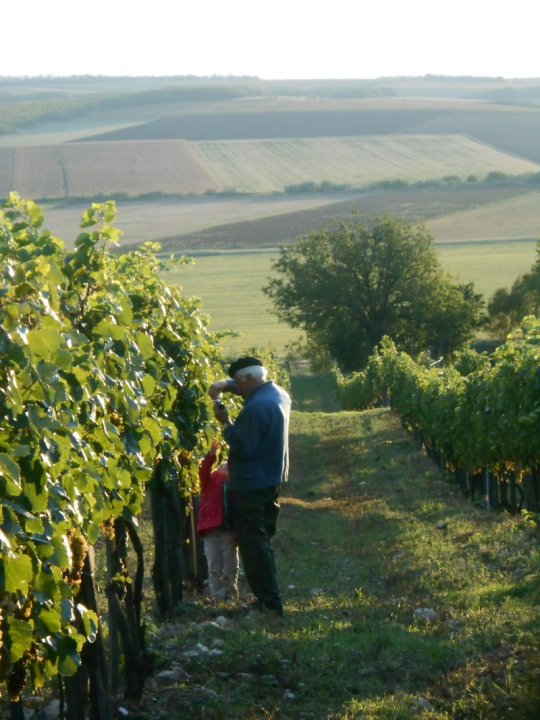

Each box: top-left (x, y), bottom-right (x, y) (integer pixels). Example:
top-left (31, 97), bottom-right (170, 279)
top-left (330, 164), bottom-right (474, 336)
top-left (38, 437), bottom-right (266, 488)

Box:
top-left (208, 378), bottom-right (239, 399)
top-left (222, 405), bottom-right (264, 460)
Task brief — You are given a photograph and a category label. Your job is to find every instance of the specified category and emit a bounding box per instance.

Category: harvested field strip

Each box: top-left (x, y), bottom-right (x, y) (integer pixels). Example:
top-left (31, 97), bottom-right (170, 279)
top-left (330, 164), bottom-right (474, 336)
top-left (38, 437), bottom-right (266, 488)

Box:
top-left (11, 145), bottom-right (65, 199)
top-left (155, 185), bottom-right (531, 252)
top-left (61, 140), bottom-right (219, 197)
top-left (0, 147), bottom-right (14, 196)
top-left (38, 186), bottom-right (531, 253)
top-left (190, 135), bottom-right (540, 194)
top-left (39, 193), bottom-right (364, 250)
top-left (426, 190), bottom-right (540, 242)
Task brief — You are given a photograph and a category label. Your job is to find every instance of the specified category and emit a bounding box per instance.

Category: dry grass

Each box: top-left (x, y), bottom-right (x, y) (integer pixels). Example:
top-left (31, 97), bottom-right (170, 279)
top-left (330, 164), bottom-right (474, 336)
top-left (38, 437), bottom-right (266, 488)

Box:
top-left (191, 135), bottom-right (540, 193)
top-left (61, 140), bottom-right (219, 197)
top-left (10, 145), bottom-right (65, 198)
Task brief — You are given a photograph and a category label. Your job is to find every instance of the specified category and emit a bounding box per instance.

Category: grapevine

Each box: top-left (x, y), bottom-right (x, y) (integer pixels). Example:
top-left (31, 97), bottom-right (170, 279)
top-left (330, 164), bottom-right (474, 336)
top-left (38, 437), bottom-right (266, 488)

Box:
top-left (0, 193), bottom-right (223, 700)
top-left (336, 319), bottom-right (540, 481)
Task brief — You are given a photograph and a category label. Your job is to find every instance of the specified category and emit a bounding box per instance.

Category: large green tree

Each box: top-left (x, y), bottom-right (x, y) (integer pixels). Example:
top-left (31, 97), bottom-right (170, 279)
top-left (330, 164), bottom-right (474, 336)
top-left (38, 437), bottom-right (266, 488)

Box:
top-left (264, 213), bottom-right (484, 370)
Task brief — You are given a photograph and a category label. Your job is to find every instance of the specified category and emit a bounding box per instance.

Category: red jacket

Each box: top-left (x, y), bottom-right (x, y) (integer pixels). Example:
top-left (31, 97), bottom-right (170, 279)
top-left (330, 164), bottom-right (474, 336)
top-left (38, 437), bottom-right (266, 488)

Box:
top-left (197, 453), bottom-right (224, 536)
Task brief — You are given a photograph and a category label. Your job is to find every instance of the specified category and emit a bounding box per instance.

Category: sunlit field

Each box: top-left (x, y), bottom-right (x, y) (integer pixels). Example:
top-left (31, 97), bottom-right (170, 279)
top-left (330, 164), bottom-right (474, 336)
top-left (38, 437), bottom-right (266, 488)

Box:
top-left (190, 135), bottom-right (539, 194)
top-left (167, 239), bottom-right (537, 354)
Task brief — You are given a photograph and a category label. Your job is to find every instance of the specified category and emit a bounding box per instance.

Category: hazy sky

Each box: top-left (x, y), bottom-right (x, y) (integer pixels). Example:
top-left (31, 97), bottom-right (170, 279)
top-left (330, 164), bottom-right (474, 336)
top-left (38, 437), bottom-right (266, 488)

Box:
top-left (1, 0), bottom-right (537, 80)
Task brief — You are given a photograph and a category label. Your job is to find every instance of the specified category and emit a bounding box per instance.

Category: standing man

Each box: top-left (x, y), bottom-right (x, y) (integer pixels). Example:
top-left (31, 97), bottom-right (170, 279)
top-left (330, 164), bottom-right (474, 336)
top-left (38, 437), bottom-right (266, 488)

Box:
top-left (209, 356), bottom-right (291, 615)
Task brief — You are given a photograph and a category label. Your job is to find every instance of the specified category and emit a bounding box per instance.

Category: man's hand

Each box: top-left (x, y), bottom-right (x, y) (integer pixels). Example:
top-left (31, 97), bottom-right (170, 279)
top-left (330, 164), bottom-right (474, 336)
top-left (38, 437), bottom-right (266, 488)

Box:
top-left (213, 400), bottom-right (230, 426)
top-left (209, 379), bottom-right (231, 399)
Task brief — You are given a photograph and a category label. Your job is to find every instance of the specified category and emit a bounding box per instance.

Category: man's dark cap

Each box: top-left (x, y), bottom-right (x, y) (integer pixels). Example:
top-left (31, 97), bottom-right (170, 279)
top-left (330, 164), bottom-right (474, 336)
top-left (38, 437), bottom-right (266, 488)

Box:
top-left (228, 356), bottom-right (264, 378)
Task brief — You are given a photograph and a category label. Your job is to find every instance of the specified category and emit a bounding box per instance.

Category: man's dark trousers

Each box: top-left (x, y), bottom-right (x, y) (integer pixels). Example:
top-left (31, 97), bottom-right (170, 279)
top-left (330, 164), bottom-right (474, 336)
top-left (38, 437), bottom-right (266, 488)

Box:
top-left (231, 485), bottom-right (282, 612)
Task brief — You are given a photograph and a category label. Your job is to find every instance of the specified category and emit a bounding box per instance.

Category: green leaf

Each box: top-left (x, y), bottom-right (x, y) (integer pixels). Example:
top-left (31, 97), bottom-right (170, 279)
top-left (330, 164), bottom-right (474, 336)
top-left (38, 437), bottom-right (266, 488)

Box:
top-left (52, 348), bottom-right (73, 369)
top-left (117, 299), bottom-right (133, 326)
top-left (77, 605), bottom-right (99, 643)
top-left (57, 635), bottom-right (81, 676)
top-left (142, 374), bottom-right (156, 396)
top-left (26, 327), bottom-right (63, 359)
top-left (6, 617), bottom-right (33, 662)
top-left (86, 523), bottom-right (100, 545)
top-left (79, 209), bottom-right (96, 228)
top-left (12, 445), bottom-right (31, 458)
top-left (0, 554), bottom-right (33, 594)
top-left (101, 225), bottom-right (123, 244)
top-left (61, 598), bottom-right (75, 626)
top-left (6, 369), bottom-right (24, 416)
top-left (48, 534), bottom-right (72, 571)
top-left (38, 607), bottom-right (62, 635)
top-left (0, 453), bottom-right (22, 496)
top-left (0, 528), bottom-right (12, 548)
top-left (135, 332), bottom-right (154, 360)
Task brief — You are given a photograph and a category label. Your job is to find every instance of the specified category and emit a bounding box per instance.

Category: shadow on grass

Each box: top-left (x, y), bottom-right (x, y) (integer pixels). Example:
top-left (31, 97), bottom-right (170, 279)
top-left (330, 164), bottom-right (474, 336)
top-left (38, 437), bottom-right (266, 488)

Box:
top-left (290, 373), bottom-right (341, 413)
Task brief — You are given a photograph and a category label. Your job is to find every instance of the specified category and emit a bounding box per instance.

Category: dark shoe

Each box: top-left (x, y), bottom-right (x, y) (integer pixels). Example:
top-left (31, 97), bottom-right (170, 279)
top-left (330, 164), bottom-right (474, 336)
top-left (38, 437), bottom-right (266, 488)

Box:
top-left (241, 600), bottom-right (264, 613)
top-left (264, 601), bottom-right (283, 616)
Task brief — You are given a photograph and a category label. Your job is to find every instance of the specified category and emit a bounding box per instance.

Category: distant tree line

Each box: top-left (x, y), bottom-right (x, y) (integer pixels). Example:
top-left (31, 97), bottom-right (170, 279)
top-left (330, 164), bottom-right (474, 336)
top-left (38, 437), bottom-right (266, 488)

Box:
top-left (283, 171), bottom-right (540, 195)
top-left (0, 74), bottom-right (260, 86)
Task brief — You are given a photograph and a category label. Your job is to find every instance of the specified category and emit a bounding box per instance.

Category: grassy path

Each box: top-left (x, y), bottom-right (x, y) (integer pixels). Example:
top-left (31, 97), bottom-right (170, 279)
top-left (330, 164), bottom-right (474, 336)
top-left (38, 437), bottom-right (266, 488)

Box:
top-left (138, 403), bottom-right (539, 719)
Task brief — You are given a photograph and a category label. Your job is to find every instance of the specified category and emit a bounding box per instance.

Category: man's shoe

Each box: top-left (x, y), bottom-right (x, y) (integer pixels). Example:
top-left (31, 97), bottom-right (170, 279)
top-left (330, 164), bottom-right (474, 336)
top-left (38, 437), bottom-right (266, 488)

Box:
top-left (264, 601), bottom-right (284, 616)
top-left (241, 600), bottom-right (264, 613)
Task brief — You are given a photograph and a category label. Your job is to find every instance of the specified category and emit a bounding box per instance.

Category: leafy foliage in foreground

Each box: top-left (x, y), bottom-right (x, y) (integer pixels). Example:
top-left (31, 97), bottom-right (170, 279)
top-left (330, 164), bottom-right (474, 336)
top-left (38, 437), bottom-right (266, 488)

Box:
top-left (0, 194), bottom-right (221, 698)
top-left (264, 213), bottom-right (484, 371)
top-left (335, 318), bottom-right (540, 475)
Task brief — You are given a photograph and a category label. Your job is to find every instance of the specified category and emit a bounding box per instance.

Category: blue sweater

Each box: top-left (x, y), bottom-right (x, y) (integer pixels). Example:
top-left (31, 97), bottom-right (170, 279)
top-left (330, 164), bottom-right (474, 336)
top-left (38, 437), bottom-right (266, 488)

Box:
top-left (224, 381), bottom-right (291, 490)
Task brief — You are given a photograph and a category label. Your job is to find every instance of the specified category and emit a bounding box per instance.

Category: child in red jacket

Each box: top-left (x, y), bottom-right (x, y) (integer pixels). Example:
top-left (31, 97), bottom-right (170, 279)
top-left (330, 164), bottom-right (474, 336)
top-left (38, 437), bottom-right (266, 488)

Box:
top-left (197, 439), bottom-right (239, 602)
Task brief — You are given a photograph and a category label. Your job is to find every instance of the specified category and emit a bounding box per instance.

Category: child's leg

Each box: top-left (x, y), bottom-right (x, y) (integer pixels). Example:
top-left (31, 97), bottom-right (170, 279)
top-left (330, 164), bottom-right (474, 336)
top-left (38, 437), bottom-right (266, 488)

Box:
top-left (203, 532), bottom-right (226, 600)
top-left (221, 531), bottom-right (240, 602)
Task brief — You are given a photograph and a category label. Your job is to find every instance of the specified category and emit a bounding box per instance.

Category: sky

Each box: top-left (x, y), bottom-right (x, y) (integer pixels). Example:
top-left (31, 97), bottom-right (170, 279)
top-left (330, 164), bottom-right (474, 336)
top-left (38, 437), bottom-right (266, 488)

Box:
top-left (1, 0), bottom-right (538, 80)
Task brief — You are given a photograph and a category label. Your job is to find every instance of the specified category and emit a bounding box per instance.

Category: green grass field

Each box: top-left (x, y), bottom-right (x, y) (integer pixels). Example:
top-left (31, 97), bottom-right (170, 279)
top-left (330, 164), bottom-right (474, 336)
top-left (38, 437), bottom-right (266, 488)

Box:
top-left (437, 240), bottom-right (538, 297)
top-left (165, 251), bottom-right (305, 355)
top-left (167, 240), bottom-right (538, 354)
